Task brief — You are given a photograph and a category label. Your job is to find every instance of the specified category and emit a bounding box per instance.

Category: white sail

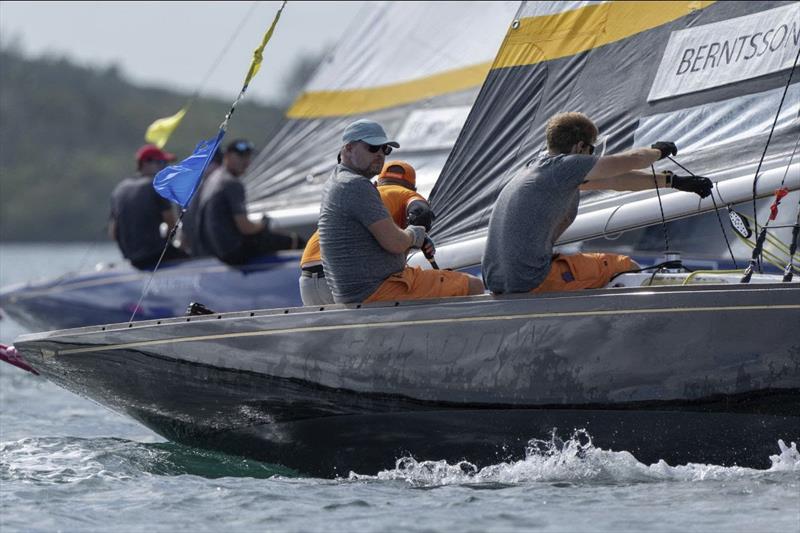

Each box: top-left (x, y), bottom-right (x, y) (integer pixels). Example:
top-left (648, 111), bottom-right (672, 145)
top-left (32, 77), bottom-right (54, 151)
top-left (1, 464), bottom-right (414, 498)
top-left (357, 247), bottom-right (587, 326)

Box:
top-left (243, 1), bottom-right (520, 233)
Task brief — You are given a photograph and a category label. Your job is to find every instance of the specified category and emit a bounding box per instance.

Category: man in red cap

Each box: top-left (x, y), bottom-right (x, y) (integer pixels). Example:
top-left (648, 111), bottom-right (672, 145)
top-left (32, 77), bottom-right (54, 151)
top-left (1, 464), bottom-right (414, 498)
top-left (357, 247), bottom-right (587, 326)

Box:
top-left (108, 144), bottom-right (189, 269)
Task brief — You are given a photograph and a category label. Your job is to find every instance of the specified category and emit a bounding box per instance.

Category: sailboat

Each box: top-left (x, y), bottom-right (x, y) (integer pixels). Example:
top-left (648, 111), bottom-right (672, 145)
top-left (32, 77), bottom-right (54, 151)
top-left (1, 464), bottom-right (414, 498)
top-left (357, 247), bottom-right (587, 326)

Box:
top-left (0, 1), bottom-right (519, 332)
top-left (3, 1), bottom-right (799, 478)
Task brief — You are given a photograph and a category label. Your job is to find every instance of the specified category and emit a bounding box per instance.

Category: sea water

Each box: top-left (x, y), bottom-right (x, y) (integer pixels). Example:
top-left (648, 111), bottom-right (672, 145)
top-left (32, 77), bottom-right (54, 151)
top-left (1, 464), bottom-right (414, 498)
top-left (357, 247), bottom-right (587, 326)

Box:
top-left (1, 243), bottom-right (798, 532)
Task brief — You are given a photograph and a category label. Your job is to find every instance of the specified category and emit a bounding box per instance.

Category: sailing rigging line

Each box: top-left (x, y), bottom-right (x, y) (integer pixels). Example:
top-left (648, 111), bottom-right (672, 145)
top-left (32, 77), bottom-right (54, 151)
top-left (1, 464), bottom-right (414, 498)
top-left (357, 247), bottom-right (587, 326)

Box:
top-left (128, 0), bottom-right (288, 323)
top-left (195, 2), bottom-right (260, 102)
top-left (666, 156), bottom-right (737, 268)
top-left (56, 3), bottom-right (261, 294)
top-left (174, 2), bottom-right (262, 121)
top-left (650, 165), bottom-right (670, 253)
top-left (128, 212), bottom-right (186, 323)
top-left (607, 260), bottom-right (692, 284)
top-left (739, 131), bottom-right (800, 283)
top-left (750, 43), bottom-right (800, 248)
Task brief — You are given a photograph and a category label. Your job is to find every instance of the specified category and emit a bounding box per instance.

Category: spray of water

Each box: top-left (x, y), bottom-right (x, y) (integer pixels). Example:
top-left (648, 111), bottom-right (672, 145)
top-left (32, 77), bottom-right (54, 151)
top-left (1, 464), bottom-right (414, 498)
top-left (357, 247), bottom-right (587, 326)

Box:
top-left (349, 430), bottom-right (799, 486)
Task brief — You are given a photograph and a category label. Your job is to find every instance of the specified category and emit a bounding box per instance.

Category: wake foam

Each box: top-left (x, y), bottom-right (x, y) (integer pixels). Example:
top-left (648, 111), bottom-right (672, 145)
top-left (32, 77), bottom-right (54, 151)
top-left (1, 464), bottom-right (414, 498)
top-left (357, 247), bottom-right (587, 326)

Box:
top-left (349, 429), bottom-right (800, 486)
top-left (0, 436), bottom-right (295, 482)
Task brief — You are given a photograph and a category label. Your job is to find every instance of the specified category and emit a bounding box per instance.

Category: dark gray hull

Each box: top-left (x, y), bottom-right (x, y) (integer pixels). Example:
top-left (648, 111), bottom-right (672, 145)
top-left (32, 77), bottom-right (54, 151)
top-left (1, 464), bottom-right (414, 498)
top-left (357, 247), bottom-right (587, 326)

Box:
top-left (12, 283), bottom-right (800, 476)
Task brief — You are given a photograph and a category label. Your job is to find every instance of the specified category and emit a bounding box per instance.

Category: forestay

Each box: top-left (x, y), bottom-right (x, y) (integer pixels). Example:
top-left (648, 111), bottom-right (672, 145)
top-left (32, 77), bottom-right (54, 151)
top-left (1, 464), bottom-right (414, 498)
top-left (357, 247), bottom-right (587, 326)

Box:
top-left (243, 1), bottom-right (519, 226)
top-left (428, 1), bottom-right (800, 251)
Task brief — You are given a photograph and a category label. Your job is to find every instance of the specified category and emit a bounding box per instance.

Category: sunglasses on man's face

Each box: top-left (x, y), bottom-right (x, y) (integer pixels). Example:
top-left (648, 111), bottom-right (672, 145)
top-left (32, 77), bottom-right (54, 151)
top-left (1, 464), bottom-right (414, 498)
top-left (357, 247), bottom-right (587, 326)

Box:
top-left (362, 142), bottom-right (393, 156)
top-left (146, 159), bottom-right (169, 165)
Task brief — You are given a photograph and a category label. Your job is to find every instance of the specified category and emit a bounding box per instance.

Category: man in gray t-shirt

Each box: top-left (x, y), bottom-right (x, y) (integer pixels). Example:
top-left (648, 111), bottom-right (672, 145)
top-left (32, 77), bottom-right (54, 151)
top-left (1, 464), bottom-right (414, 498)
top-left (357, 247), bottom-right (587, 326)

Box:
top-left (319, 119), bottom-right (483, 304)
top-left (483, 112), bottom-right (713, 294)
top-left (197, 139), bottom-right (303, 265)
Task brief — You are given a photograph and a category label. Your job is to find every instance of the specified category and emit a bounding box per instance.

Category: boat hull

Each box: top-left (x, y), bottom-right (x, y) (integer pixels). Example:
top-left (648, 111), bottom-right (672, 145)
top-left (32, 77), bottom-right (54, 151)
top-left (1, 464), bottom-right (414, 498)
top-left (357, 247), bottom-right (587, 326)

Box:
top-left (12, 283), bottom-right (800, 476)
top-left (0, 253), bottom-right (305, 331)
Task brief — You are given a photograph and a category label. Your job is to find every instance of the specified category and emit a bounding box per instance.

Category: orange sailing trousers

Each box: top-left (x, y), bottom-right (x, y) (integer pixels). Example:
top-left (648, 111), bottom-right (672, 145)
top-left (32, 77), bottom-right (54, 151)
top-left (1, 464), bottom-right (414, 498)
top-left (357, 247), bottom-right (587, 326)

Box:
top-left (532, 253), bottom-right (636, 293)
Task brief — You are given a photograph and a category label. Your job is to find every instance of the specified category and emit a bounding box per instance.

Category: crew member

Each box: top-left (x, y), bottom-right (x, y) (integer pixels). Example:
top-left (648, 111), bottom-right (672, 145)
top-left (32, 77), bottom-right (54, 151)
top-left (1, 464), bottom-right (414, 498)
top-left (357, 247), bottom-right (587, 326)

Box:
top-left (318, 119), bottom-right (483, 304)
top-left (181, 147), bottom-right (223, 256)
top-left (482, 112), bottom-right (713, 294)
top-left (197, 139), bottom-right (303, 265)
top-left (109, 144), bottom-right (189, 270)
top-left (299, 160), bottom-right (436, 306)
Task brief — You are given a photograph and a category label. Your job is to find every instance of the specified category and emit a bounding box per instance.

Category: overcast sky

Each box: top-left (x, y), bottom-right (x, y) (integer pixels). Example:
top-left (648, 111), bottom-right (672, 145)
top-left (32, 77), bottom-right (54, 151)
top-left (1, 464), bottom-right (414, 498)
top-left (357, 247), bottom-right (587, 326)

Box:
top-left (0, 1), bottom-right (366, 105)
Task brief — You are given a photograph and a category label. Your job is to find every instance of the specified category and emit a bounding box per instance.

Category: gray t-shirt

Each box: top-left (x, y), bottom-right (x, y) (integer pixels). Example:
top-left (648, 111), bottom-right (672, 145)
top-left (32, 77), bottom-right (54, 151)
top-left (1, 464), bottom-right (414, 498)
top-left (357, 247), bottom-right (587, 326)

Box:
top-left (482, 154), bottom-right (598, 293)
top-left (318, 165), bottom-right (406, 303)
top-left (197, 167), bottom-right (247, 259)
top-left (110, 176), bottom-right (171, 262)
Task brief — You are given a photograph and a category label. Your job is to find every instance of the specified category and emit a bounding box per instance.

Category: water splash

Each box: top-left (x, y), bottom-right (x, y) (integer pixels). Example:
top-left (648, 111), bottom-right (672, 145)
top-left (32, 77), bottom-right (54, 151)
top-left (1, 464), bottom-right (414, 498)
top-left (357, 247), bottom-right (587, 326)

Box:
top-left (350, 429), bottom-right (800, 486)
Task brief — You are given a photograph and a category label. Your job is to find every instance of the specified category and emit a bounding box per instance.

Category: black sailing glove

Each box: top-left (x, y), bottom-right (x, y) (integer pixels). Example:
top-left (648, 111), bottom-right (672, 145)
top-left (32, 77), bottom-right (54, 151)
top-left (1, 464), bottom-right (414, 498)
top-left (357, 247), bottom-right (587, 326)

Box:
top-left (651, 141), bottom-right (678, 160)
top-left (668, 173), bottom-right (714, 199)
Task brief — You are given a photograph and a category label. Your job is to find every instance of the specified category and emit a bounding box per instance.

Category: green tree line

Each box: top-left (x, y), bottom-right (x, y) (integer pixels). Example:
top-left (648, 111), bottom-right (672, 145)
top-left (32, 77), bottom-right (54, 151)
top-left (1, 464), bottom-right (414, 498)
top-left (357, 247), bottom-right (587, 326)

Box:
top-left (0, 45), bottom-right (292, 241)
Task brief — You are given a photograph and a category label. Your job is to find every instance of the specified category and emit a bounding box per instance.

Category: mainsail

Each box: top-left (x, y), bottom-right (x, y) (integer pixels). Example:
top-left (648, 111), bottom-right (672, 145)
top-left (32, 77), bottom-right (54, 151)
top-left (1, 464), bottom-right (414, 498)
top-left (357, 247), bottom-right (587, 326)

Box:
top-left (428, 1), bottom-right (800, 263)
top-left (243, 1), bottom-right (519, 230)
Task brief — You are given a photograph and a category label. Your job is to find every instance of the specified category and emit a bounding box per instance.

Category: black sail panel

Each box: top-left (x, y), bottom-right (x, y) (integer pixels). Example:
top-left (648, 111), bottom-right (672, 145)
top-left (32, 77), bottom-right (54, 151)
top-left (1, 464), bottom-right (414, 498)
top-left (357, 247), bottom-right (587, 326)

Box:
top-left (430, 1), bottom-right (800, 244)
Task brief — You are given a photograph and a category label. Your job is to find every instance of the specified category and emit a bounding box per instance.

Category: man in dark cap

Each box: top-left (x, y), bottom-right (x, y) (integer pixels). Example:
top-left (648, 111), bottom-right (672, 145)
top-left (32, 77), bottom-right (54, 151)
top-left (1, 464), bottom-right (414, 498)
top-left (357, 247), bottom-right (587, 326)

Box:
top-left (196, 139), bottom-right (303, 265)
top-left (180, 146), bottom-right (222, 256)
top-left (109, 144), bottom-right (189, 270)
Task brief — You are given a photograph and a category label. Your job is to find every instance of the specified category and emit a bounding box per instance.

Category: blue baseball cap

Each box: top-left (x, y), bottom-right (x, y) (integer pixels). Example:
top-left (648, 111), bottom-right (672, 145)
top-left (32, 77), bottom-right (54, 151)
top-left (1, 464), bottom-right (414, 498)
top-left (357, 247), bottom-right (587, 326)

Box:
top-left (342, 119), bottom-right (400, 148)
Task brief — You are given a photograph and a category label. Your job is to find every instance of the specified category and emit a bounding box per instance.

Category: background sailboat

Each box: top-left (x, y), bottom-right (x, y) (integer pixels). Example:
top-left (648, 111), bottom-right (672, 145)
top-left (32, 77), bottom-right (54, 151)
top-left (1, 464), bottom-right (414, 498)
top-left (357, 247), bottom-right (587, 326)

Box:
top-left (0, 1), bottom-right (518, 332)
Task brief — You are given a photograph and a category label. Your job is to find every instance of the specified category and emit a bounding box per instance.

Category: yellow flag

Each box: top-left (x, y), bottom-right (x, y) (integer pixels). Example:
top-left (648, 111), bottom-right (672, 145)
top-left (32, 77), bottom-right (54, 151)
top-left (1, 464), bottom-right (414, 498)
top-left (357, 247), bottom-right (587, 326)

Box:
top-left (145, 107), bottom-right (188, 149)
top-left (243, 0), bottom-right (287, 87)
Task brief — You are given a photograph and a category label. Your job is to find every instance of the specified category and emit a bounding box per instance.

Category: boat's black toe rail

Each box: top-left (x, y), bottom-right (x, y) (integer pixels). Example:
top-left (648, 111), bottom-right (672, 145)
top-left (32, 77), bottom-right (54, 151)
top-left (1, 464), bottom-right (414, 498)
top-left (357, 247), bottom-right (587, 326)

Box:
top-left (16, 281), bottom-right (800, 343)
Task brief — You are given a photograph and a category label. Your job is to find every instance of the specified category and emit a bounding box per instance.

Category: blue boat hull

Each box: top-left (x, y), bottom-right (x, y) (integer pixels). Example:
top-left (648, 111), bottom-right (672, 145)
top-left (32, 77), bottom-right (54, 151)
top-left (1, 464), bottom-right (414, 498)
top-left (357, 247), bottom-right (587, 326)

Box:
top-left (0, 252), bottom-right (306, 332)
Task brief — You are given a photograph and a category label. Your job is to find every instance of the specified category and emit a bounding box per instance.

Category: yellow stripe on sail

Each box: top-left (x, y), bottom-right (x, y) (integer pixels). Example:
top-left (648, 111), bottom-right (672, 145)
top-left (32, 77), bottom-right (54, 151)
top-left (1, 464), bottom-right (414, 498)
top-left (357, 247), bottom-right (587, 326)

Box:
top-left (493, 1), bottom-right (715, 69)
top-left (286, 1), bottom-right (716, 119)
top-left (144, 107), bottom-right (188, 149)
top-left (286, 61), bottom-right (493, 119)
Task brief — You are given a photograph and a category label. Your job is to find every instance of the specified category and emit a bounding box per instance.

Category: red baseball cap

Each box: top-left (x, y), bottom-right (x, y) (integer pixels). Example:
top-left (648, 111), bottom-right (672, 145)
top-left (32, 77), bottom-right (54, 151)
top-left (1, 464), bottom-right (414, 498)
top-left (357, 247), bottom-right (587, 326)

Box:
top-left (136, 144), bottom-right (175, 163)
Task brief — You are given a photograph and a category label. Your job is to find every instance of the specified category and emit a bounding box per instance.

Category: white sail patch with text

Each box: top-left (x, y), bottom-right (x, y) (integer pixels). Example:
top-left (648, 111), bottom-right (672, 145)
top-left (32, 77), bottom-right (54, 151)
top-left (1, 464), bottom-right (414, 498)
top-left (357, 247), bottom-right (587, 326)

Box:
top-left (648, 3), bottom-right (800, 102)
top-left (396, 106), bottom-right (472, 151)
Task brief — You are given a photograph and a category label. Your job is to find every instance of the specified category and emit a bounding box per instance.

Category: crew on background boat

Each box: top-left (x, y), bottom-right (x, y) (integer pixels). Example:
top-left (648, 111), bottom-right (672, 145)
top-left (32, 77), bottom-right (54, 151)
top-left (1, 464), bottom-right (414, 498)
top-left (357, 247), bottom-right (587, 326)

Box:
top-left (483, 112), bottom-right (714, 294)
top-left (196, 139), bottom-right (304, 265)
top-left (299, 159), bottom-right (436, 306)
top-left (180, 146), bottom-right (223, 256)
top-left (109, 144), bottom-right (189, 270)
top-left (318, 119), bottom-right (483, 304)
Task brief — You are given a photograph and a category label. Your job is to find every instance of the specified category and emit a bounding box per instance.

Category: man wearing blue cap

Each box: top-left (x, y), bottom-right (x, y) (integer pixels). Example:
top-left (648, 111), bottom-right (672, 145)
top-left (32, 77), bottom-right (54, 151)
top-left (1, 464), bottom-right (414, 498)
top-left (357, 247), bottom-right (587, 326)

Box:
top-left (318, 120), bottom-right (483, 304)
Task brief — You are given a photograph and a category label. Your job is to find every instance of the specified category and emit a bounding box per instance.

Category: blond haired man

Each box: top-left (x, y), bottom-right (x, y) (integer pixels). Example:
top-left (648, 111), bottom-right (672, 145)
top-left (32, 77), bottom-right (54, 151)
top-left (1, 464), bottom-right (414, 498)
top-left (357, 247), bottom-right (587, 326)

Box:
top-left (483, 112), bottom-right (712, 294)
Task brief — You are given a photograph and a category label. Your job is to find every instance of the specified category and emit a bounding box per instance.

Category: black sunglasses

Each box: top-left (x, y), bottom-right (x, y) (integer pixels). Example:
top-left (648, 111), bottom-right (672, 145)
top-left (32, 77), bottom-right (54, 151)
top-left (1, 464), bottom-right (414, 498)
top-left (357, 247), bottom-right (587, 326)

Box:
top-left (362, 142), bottom-right (393, 155)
